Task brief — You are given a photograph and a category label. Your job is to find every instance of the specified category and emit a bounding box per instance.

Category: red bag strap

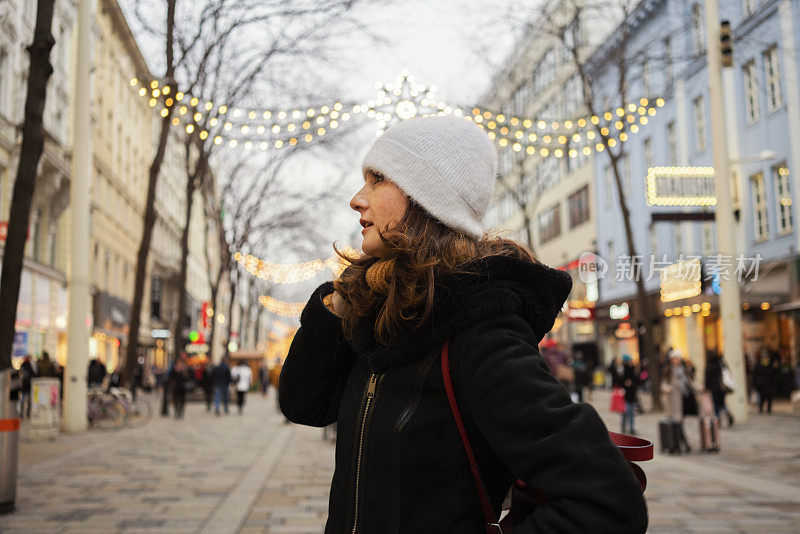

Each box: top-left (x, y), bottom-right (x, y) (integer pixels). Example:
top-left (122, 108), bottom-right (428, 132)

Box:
top-left (441, 342), bottom-right (653, 529)
top-left (608, 431), bottom-right (654, 462)
top-left (441, 341), bottom-right (501, 534)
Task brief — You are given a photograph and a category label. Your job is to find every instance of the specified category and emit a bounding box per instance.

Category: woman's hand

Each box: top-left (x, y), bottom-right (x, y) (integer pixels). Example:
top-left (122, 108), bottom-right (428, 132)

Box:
top-left (323, 290), bottom-right (347, 317)
top-left (331, 291), bottom-right (347, 316)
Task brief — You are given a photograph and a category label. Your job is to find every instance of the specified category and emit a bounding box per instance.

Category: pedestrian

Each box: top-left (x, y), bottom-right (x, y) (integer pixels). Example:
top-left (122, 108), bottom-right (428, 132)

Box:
top-left (201, 362), bottom-right (214, 412)
top-left (753, 349), bottom-right (776, 414)
top-left (231, 360), bottom-right (253, 415)
top-left (212, 357), bottom-right (232, 416)
top-left (169, 356), bottom-right (191, 419)
top-left (660, 360), bottom-right (691, 453)
top-left (18, 355), bottom-right (37, 419)
top-left (608, 357), bottom-right (625, 389)
top-left (87, 357), bottom-right (106, 389)
top-left (37, 351), bottom-right (56, 377)
top-left (278, 116), bottom-right (647, 532)
top-left (572, 351), bottom-right (590, 403)
top-left (258, 361), bottom-right (270, 396)
top-left (704, 350), bottom-right (734, 426)
top-left (621, 355), bottom-right (639, 434)
top-left (130, 360), bottom-right (144, 400)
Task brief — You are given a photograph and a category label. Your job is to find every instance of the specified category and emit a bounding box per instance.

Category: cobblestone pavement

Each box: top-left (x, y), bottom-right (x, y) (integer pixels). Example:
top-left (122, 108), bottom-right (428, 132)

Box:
top-left (1, 387), bottom-right (798, 533)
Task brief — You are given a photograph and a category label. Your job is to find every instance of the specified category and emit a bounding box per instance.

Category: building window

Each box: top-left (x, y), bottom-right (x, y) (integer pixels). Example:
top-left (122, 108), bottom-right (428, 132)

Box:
top-left (104, 252), bottom-right (110, 291)
top-left (743, 0), bottom-right (757, 17)
top-left (743, 60), bottom-right (760, 123)
top-left (538, 203), bottom-right (561, 244)
top-left (691, 4), bottom-right (704, 55)
top-left (774, 165), bottom-right (792, 234)
top-left (644, 138), bottom-right (653, 170)
top-left (604, 165), bottom-right (614, 207)
top-left (693, 96), bottom-right (707, 151)
top-left (30, 209), bottom-right (41, 260)
top-left (667, 122), bottom-right (677, 164)
top-left (568, 185), bottom-right (590, 229)
top-left (674, 224), bottom-right (683, 256)
top-left (751, 173), bottom-right (769, 240)
top-left (642, 60), bottom-right (651, 98)
top-left (764, 46), bottom-right (782, 112)
top-left (649, 224), bottom-right (658, 256)
top-left (701, 221), bottom-right (716, 255)
top-left (48, 222), bottom-right (57, 267)
top-left (623, 155), bottom-right (631, 195)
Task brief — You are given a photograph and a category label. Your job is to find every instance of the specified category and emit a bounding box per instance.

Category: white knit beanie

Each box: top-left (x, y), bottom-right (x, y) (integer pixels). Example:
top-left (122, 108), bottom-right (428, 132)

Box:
top-left (361, 116), bottom-right (497, 239)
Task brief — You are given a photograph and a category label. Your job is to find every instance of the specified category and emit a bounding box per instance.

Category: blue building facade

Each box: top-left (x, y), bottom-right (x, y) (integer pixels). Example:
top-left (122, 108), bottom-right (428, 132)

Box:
top-left (588, 0), bottom-right (800, 376)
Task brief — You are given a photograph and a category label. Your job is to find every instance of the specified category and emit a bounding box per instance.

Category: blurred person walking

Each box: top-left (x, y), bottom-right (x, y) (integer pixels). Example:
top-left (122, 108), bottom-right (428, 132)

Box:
top-left (37, 351), bottom-right (56, 377)
top-left (18, 355), bottom-right (37, 419)
top-left (169, 356), bottom-right (191, 419)
top-left (258, 360), bottom-right (270, 396)
top-left (201, 362), bottom-right (214, 412)
top-left (704, 350), bottom-right (734, 427)
top-left (87, 357), bottom-right (106, 388)
top-left (754, 349), bottom-right (777, 414)
top-left (231, 360), bottom-right (253, 414)
top-left (660, 357), bottom-right (691, 453)
top-left (621, 355), bottom-right (639, 434)
top-left (212, 357), bottom-right (232, 416)
top-left (279, 117), bottom-right (647, 533)
top-left (571, 351), bottom-right (590, 403)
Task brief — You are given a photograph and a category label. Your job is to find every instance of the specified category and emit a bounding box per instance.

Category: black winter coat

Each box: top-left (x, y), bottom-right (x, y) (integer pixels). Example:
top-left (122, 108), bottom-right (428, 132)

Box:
top-left (279, 256), bottom-right (648, 533)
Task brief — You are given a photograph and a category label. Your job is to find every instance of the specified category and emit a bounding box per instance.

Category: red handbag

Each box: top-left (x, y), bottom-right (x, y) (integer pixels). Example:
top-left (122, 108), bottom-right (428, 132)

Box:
top-left (610, 387), bottom-right (626, 413)
top-left (440, 342), bottom-right (652, 534)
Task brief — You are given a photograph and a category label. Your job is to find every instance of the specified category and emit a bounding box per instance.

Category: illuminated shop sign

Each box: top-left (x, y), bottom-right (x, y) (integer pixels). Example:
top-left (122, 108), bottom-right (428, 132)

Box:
top-left (646, 167), bottom-right (716, 206)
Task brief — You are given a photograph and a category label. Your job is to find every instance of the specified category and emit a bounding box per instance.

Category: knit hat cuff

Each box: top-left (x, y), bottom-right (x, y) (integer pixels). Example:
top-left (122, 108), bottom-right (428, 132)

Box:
top-left (363, 137), bottom-right (485, 238)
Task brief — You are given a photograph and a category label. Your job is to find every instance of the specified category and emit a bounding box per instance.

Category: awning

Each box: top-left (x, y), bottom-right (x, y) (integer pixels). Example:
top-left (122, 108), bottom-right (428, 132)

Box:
top-left (772, 301), bottom-right (800, 313)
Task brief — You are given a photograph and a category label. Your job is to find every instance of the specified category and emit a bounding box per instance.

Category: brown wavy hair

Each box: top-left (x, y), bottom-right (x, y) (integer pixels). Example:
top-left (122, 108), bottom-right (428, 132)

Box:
top-left (333, 200), bottom-right (535, 346)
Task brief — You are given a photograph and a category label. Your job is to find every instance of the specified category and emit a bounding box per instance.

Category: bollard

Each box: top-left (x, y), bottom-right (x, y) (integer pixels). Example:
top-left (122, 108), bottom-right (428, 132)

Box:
top-left (0, 368), bottom-right (20, 514)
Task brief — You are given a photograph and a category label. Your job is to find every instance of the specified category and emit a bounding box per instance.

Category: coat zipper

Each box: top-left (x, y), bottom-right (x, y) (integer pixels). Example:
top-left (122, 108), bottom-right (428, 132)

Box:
top-left (352, 372), bottom-right (379, 534)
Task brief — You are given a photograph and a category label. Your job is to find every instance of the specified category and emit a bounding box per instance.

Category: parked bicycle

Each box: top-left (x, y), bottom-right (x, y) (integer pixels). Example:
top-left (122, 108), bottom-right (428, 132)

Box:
top-left (109, 387), bottom-right (153, 427)
top-left (87, 388), bottom-right (126, 430)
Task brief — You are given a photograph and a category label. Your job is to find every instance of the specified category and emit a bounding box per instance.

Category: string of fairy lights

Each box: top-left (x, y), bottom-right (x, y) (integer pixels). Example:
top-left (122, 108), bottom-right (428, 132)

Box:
top-left (234, 248), bottom-right (358, 317)
top-left (128, 72), bottom-right (665, 158)
top-left (140, 72), bottom-right (667, 317)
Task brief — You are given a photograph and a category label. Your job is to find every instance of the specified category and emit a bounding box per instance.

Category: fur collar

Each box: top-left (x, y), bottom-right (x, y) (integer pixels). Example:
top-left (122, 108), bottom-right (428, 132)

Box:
top-left (350, 255), bottom-right (573, 372)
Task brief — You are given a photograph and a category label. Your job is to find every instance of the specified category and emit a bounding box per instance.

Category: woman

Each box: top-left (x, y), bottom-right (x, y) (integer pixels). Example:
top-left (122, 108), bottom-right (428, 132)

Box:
top-left (661, 357), bottom-right (691, 453)
top-left (169, 356), bottom-right (191, 419)
top-left (620, 355), bottom-right (639, 434)
top-left (279, 116), bottom-right (647, 533)
top-left (704, 350), bottom-right (734, 426)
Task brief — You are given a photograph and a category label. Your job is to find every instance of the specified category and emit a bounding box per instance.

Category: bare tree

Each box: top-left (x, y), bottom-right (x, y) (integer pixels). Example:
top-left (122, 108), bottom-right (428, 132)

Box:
top-left (0, 0), bottom-right (56, 371)
top-left (540, 0), bottom-right (664, 408)
top-left (123, 0), bottom-right (368, 379)
top-left (123, 0), bottom-right (177, 383)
